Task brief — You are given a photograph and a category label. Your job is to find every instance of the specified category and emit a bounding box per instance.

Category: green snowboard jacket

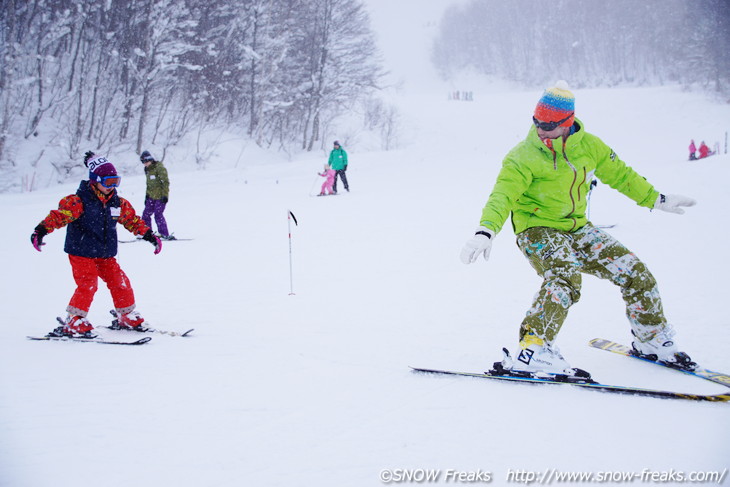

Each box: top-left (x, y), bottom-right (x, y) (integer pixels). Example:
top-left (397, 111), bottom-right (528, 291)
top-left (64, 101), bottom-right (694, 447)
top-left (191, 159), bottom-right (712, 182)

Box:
top-left (479, 118), bottom-right (659, 236)
top-left (144, 161), bottom-right (170, 200)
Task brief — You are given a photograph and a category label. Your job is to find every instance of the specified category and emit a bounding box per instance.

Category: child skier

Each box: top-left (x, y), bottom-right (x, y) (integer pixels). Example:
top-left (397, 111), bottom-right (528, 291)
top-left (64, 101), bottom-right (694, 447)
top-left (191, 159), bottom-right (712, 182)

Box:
top-left (30, 152), bottom-right (162, 338)
top-left (318, 164), bottom-right (336, 196)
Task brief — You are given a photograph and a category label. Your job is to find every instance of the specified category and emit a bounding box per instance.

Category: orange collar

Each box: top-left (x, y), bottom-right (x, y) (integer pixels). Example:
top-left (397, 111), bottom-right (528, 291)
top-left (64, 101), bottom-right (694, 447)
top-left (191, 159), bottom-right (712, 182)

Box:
top-left (90, 182), bottom-right (114, 202)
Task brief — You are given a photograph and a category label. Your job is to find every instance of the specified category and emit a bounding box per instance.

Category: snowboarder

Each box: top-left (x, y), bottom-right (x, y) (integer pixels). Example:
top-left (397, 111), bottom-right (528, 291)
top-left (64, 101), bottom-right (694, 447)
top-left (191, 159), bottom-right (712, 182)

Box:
top-left (460, 81), bottom-right (697, 376)
top-left (141, 150), bottom-right (174, 240)
top-left (318, 164), bottom-right (336, 196)
top-left (688, 139), bottom-right (696, 160)
top-left (328, 140), bottom-right (349, 193)
top-left (30, 152), bottom-right (162, 338)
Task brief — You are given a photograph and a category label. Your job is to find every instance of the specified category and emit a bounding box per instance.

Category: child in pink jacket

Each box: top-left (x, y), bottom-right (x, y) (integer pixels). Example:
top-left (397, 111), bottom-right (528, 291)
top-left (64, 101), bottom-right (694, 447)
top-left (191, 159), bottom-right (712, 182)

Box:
top-left (318, 165), bottom-right (336, 196)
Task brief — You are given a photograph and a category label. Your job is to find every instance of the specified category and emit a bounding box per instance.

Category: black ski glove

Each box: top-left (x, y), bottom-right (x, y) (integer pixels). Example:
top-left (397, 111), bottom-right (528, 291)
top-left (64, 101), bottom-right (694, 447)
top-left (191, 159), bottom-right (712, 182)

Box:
top-left (31, 224), bottom-right (48, 251)
top-left (141, 229), bottom-right (162, 255)
top-left (161, 196), bottom-right (168, 204)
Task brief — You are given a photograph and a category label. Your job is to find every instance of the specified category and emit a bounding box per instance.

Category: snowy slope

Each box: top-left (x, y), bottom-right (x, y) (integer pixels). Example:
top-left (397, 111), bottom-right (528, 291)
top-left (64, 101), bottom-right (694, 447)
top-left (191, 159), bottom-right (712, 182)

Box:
top-left (1, 3), bottom-right (730, 487)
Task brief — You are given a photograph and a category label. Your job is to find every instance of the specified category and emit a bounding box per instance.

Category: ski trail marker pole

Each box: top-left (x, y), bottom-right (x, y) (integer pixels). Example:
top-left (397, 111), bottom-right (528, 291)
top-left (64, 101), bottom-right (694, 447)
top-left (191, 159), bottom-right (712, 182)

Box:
top-left (288, 210), bottom-right (298, 295)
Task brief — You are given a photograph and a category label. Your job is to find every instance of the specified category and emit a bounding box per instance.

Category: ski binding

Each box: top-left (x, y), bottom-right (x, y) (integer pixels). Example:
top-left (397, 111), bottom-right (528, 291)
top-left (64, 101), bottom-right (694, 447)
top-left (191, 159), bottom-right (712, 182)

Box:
top-left (108, 310), bottom-right (194, 337)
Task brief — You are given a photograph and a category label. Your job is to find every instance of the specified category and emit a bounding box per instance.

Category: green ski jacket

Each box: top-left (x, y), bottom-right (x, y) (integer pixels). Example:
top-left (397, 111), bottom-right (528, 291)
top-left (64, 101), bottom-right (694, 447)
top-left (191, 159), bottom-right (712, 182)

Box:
top-left (144, 161), bottom-right (170, 200)
top-left (479, 118), bottom-right (659, 235)
top-left (328, 148), bottom-right (348, 171)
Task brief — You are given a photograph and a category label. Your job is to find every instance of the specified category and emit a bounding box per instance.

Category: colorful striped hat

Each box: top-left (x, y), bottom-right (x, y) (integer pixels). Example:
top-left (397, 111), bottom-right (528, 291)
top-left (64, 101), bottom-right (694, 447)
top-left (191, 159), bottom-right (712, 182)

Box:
top-left (534, 80), bottom-right (575, 127)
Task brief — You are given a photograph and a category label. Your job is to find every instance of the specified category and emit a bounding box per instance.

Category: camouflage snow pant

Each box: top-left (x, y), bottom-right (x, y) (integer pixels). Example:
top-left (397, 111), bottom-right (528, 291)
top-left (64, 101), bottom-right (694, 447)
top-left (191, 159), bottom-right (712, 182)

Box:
top-left (515, 223), bottom-right (666, 344)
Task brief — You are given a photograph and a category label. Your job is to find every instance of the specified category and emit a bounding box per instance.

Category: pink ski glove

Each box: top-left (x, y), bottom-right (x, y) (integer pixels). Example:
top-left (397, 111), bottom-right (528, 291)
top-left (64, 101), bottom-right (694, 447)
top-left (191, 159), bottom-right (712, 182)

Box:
top-left (141, 229), bottom-right (163, 254)
top-left (31, 225), bottom-right (48, 252)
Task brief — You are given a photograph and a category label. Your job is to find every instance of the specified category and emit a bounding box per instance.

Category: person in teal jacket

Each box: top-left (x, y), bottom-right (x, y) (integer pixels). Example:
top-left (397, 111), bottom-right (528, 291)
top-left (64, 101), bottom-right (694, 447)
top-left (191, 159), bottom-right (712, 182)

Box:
top-left (328, 140), bottom-right (349, 193)
top-left (460, 81), bottom-right (697, 377)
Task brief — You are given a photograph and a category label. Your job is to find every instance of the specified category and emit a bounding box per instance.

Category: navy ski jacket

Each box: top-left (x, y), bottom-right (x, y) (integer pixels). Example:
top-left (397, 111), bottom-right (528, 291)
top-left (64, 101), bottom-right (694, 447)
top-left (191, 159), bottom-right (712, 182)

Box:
top-left (64, 181), bottom-right (121, 258)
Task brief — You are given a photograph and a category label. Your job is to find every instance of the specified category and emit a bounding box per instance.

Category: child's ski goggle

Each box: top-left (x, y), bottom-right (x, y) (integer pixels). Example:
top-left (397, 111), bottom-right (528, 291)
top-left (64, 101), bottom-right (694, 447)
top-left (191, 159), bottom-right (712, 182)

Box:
top-left (99, 175), bottom-right (121, 188)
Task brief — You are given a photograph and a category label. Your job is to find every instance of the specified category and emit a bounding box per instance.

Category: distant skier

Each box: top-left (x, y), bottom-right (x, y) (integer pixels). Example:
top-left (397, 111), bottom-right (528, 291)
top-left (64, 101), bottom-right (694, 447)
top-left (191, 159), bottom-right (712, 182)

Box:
top-left (328, 140), bottom-right (349, 193)
top-left (318, 164), bottom-right (336, 196)
top-left (30, 152), bottom-right (162, 338)
top-left (698, 141), bottom-right (712, 159)
top-left (141, 150), bottom-right (174, 240)
top-left (460, 81), bottom-right (697, 377)
top-left (688, 139), bottom-right (697, 160)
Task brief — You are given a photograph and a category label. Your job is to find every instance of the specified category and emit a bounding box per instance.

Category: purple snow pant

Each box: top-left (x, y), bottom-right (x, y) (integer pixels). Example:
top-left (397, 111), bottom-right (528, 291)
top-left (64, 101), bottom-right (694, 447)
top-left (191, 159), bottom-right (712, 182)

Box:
top-left (142, 197), bottom-right (169, 237)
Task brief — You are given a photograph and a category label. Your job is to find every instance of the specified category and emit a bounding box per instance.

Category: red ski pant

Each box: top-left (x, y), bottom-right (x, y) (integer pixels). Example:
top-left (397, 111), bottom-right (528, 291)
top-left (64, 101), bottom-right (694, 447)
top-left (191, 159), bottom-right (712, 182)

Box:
top-left (67, 255), bottom-right (135, 316)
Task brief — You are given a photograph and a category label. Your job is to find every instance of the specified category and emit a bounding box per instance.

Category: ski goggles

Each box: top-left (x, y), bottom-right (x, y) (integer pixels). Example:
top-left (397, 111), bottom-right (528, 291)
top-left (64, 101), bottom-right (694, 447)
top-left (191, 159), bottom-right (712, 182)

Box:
top-left (99, 175), bottom-right (121, 188)
top-left (532, 113), bottom-right (573, 131)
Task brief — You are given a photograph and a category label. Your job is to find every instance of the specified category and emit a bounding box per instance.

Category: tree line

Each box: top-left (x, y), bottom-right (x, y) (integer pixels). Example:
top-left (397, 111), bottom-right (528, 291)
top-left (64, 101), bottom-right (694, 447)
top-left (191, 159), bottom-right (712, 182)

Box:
top-left (432, 0), bottom-right (730, 94)
top-left (0, 0), bottom-right (384, 189)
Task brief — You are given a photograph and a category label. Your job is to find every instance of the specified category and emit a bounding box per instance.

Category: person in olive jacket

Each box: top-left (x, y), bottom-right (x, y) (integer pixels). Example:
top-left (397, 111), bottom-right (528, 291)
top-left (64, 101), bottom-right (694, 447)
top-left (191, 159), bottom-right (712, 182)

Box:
top-left (328, 140), bottom-right (349, 193)
top-left (460, 81), bottom-right (697, 377)
top-left (140, 150), bottom-right (174, 240)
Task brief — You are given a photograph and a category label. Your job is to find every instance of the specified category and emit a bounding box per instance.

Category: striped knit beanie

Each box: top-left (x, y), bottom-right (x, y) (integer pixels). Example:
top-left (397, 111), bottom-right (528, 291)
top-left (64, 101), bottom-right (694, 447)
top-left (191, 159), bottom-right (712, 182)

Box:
top-left (534, 80), bottom-right (575, 127)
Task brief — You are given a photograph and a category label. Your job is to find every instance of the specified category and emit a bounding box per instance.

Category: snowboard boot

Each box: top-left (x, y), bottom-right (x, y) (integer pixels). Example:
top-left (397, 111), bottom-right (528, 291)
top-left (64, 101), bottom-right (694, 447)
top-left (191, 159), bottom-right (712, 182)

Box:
top-left (631, 326), bottom-right (696, 370)
top-left (114, 310), bottom-right (150, 332)
top-left (48, 314), bottom-right (98, 339)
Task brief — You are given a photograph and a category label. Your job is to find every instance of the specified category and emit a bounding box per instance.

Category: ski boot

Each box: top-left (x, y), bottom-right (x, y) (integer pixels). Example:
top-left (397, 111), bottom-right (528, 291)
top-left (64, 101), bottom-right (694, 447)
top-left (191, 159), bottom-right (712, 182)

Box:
top-left (109, 309), bottom-right (151, 332)
top-left (47, 314), bottom-right (98, 339)
top-left (490, 334), bottom-right (593, 383)
top-left (631, 327), bottom-right (696, 371)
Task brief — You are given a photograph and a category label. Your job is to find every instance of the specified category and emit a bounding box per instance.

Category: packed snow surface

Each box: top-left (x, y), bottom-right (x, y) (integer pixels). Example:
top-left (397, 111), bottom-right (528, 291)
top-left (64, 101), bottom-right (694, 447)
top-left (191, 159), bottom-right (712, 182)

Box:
top-left (1, 1), bottom-right (729, 486)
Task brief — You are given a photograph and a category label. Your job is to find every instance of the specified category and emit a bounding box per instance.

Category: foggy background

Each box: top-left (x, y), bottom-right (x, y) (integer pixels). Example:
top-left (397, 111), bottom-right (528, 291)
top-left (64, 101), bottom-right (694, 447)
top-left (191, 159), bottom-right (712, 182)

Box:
top-left (1, 0), bottom-right (728, 192)
top-left (433, 0), bottom-right (730, 91)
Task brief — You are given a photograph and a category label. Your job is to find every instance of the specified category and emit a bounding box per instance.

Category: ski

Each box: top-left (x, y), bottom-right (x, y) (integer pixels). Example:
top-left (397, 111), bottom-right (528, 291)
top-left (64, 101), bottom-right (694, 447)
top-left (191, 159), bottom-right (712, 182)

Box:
top-left (28, 316), bottom-right (152, 345)
top-left (118, 237), bottom-right (193, 243)
top-left (105, 325), bottom-right (194, 337)
top-left (27, 335), bottom-right (151, 345)
top-left (108, 310), bottom-right (194, 337)
top-left (410, 367), bottom-right (730, 402)
top-left (589, 338), bottom-right (730, 388)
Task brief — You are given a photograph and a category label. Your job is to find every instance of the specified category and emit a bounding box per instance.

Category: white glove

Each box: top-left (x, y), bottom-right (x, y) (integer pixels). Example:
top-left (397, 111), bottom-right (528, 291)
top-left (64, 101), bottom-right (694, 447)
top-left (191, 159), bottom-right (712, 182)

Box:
top-left (653, 194), bottom-right (696, 215)
top-left (460, 227), bottom-right (495, 264)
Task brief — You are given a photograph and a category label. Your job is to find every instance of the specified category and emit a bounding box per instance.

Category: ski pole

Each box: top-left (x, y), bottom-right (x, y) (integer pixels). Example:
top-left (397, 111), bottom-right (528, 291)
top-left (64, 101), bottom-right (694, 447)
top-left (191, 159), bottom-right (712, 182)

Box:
top-left (309, 173), bottom-right (321, 196)
top-left (287, 210), bottom-right (298, 295)
top-left (586, 179), bottom-right (597, 221)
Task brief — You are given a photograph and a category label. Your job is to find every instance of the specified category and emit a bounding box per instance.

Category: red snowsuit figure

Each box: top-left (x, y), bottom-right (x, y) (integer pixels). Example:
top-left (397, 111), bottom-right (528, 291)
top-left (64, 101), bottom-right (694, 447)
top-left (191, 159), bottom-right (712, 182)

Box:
top-left (30, 153), bottom-right (162, 337)
top-left (698, 141), bottom-right (711, 159)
